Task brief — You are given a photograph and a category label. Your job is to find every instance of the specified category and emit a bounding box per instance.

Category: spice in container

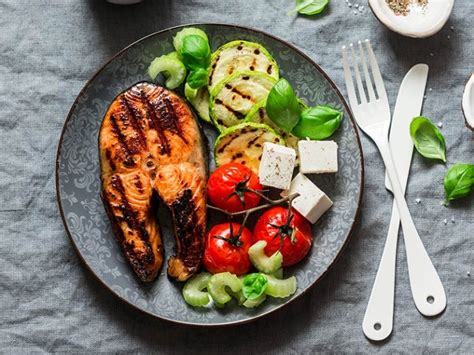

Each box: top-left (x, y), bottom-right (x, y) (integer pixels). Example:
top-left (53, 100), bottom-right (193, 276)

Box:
top-left (385, 0), bottom-right (428, 16)
top-left (370, 0), bottom-right (454, 38)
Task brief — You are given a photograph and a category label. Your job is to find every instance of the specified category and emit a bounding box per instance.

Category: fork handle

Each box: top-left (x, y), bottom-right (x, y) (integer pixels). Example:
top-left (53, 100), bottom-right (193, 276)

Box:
top-left (362, 198), bottom-right (399, 340)
top-left (378, 141), bottom-right (447, 317)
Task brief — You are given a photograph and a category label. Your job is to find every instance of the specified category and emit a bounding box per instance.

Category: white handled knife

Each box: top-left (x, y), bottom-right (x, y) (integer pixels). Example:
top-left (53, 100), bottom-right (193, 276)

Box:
top-left (363, 64), bottom-right (429, 341)
top-left (385, 64), bottom-right (429, 192)
top-left (390, 64), bottom-right (447, 318)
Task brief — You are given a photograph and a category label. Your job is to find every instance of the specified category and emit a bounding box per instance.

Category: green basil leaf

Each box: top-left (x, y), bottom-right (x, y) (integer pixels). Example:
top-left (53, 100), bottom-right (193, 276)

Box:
top-left (444, 163), bottom-right (474, 201)
top-left (187, 68), bottom-right (209, 89)
top-left (266, 78), bottom-right (302, 133)
top-left (172, 27), bottom-right (209, 55)
top-left (179, 35), bottom-right (211, 71)
top-left (242, 273), bottom-right (268, 300)
top-left (290, 0), bottom-right (329, 15)
top-left (410, 116), bottom-right (447, 162)
top-left (292, 105), bottom-right (343, 139)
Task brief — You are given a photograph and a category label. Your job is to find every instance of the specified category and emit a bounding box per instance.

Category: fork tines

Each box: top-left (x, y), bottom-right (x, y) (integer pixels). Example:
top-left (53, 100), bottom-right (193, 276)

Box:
top-left (342, 40), bottom-right (388, 108)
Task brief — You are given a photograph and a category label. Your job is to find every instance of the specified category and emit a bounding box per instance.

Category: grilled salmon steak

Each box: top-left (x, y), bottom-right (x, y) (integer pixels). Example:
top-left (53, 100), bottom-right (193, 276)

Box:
top-left (99, 82), bottom-right (207, 282)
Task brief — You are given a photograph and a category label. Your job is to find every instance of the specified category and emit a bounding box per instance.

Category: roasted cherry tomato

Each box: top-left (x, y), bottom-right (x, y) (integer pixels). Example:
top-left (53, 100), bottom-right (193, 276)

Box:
top-left (253, 207), bottom-right (312, 267)
top-left (203, 223), bottom-right (253, 275)
top-left (207, 163), bottom-right (262, 213)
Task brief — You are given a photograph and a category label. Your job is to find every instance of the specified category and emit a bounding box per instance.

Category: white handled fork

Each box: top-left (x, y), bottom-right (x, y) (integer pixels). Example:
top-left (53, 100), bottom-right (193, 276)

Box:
top-left (341, 40), bottom-right (446, 340)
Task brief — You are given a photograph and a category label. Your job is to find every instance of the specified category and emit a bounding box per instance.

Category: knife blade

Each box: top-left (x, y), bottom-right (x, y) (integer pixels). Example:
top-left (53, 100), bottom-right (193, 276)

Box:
top-left (385, 64), bottom-right (429, 192)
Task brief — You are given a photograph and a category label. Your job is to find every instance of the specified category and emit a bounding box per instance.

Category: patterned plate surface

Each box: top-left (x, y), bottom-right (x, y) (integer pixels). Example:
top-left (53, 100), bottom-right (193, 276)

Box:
top-left (56, 24), bottom-right (363, 326)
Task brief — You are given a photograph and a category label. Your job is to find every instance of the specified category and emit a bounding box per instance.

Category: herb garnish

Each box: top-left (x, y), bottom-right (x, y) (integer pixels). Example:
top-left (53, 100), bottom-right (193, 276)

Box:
top-left (292, 105), bottom-right (343, 139)
top-left (290, 0), bottom-right (329, 16)
top-left (179, 35), bottom-right (211, 71)
top-left (242, 273), bottom-right (268, 300)
top-left (186, 67), bottom-right (209, 89)
top-left (266, 78), bottom-right (301, 133)
top-left (410, 116), bottom-right (447, 162)
top-left (444, 163), bottom-right (474, 202)
top-left (176, 32), bottom-right (211, 90)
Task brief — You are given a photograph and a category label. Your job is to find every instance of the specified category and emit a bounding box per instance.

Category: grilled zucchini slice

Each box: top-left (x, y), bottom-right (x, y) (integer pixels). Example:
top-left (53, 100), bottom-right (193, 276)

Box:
top-left (208, 40), bottom-right (279, 91)
top-left (214, 122), bottom-right (284, 173)
top-left (184, 83), bottom-right (211, 122)
top-left (210, 71), bottom-right (276, 129)
top-left (245, 100), bottom-right (300, 153)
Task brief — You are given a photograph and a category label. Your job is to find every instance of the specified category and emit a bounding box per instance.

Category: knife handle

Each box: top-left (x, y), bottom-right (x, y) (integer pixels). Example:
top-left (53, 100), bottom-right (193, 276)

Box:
top-left (403, 217), bottom-right (448, 317)
top-left (378, 140), bottom-right (447, 317)
top-left (362, 200), bottom-right (399, 341)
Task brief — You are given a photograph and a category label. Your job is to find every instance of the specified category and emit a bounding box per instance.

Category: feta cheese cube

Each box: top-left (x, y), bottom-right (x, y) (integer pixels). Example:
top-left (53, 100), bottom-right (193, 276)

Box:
top-left (281, 173), bottom-right (333, 224)
top-left (298, 140), bottom-right (338, 174)
top-left (258, 143), bottom-right (296, 190)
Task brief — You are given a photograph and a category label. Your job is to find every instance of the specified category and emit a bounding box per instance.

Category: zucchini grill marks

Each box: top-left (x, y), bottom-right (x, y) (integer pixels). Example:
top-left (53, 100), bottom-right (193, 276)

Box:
top-left (208, 41), bottom-right (279, 130)
top-left (208, 40), bottom-right (279, 91)
top-left (214, 122), bottom-right (284, 174)
top-left (99, 82), bottom-right (208, 282)
top-left (210, 71), bottom-right (276, 129)
top-left (245, 101), bottom-right (300, 154)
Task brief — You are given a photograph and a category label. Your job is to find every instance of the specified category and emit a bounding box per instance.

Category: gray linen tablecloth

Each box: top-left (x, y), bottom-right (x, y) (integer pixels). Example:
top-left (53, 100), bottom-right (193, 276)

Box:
top-left (0, 0), bottom-right (472, 353)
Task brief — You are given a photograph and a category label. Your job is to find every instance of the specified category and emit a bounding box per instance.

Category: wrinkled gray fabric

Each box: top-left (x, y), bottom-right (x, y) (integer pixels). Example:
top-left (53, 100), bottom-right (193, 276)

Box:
top-left (0, 0), bottom-right (472, 353)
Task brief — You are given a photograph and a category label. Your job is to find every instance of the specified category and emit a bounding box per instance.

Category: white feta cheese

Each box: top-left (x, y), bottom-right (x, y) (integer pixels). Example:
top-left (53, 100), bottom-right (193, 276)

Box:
top-left (298, 140), bottom-right (338, 174)
top-left (258, 143), bottom-right (296, 190)
top-left (281, 173), bottom-right (333, 224)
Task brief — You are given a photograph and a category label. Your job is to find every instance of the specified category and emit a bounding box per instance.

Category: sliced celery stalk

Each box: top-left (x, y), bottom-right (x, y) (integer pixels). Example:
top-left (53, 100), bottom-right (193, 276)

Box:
top-left (243, 293), bottom-right (267, 308)
top-left (271, 268), bottom-right (283, 279)
top-left (248, 240), bottom-right (282, 274)
top-left (182, 272), bottom-right (211, 307)
top-left (227, 287), bottom-right (246, 305)
top-left (265, 274), bottom-right (297, 298)
top-left (208, 272), bottom-right (242, 305)
top-left (148, 54), bottom-right (186, 89)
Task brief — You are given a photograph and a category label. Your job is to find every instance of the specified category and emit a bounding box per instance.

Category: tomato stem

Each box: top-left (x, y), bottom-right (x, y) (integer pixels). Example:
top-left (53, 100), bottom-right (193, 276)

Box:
top-left (224, 175), bottom-right (254, 207)
top-left (224, 175), bottom-right (274, 209)
top-left (208, 193), bottom-right (300, 250)
top-left (269, 212), bottom-right (296, 248)
top-left (244, 187), bottom-right (274, 203)
top-left (212, 221), bottom-right (244, 247)
top-left (208, 193), bottom-right (299, 217)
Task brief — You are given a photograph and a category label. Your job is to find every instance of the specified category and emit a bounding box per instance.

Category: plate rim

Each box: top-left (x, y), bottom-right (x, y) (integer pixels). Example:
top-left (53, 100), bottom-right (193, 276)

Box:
top-left (55, 22), bottom-right (365, 327)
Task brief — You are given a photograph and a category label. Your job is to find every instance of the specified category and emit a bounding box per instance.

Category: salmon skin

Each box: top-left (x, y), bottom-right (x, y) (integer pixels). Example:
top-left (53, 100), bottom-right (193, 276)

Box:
top-left (99, 82), bottom-right (208, 282)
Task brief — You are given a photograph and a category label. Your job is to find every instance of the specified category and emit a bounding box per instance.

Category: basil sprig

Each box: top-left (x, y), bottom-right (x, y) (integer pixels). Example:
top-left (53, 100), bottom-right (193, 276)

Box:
top-left (290, 0), bottom-right (329, 15)
top-left (177, 34), bottom-right (211, 90)
top-left (292, 105), bottom-right (343, 139)
top-left (179, 35), bottom-right (210, 70)
top-left (444, 163), bottom-right (474, 202)
top-left (266, 78), bottom-right (343, 138)
top-left (410, 116), bottom-right (447, 162)
top-left (242, 273), bottom-right (268, 300)
top-left (186, 67), bottom-right (209, 89)
top-left (266, 78), bottom-right (301, 133)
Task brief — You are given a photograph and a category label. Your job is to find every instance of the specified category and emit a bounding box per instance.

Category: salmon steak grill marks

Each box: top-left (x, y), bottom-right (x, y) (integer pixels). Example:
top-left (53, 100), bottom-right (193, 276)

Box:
top-left (99, 82), bottom-right (208, 282)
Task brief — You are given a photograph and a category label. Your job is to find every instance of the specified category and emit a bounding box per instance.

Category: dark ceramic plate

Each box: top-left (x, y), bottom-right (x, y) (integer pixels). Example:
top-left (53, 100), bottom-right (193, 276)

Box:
top-left (56, 24), bottom-right (363, 326)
